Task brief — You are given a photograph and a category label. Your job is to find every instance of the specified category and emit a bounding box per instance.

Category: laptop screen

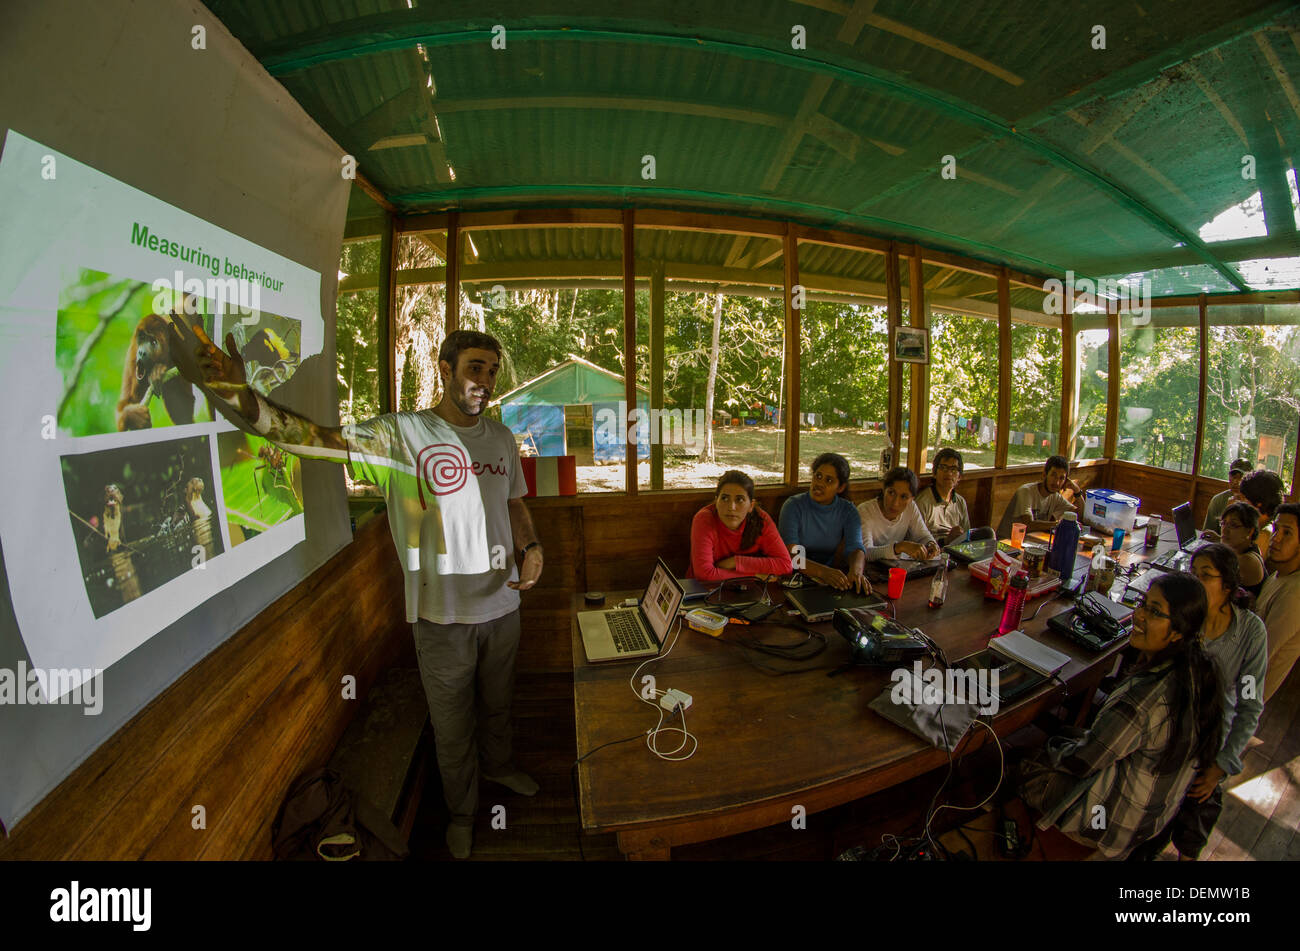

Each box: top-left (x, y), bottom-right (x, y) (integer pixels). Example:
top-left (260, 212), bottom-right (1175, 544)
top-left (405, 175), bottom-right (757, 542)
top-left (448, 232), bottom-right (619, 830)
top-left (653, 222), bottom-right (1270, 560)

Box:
top-left (639, 559), bottom-right (685, 643)
top-left (1171, 502), bottom-right (1195, 549)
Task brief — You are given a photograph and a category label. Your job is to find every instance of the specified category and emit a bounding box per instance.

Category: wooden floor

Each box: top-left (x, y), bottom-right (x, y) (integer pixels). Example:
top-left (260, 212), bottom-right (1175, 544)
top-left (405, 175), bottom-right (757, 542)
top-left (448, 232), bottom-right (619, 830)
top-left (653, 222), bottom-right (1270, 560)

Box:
top-left (408, 666), bottom-right (1300, 861)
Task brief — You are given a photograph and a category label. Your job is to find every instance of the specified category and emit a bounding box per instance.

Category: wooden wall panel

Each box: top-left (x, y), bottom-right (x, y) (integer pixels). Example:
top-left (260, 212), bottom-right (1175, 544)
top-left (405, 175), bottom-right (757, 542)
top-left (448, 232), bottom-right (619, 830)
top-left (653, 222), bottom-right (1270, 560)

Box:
top-left (1109, 461), bottom-right (1194, 518)
top-left (0, 515), bottom-right (407, 860)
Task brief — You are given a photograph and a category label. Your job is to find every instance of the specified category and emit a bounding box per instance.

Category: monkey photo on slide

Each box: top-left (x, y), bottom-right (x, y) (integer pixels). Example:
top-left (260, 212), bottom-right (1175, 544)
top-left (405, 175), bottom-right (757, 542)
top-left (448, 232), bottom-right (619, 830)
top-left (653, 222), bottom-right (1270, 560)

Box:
top-left (116, 312), bottom-right (197, 431)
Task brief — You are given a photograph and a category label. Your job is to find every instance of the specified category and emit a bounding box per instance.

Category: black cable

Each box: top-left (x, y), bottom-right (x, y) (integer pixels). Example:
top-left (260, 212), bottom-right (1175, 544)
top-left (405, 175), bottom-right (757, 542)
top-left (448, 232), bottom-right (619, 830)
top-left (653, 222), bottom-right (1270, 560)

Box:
top-left (569, 725), bottom-right (670, 860)
top-left (728, 623), bottom-right (828, 674)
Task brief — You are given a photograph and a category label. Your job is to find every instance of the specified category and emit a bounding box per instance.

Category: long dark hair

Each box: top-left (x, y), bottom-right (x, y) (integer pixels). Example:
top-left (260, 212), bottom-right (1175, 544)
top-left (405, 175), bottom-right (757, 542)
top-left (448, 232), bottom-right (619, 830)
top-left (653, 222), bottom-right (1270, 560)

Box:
top-left (1192, 543), bottom-right (1239, 602)
top-left (1142, 573), bottom-right (1223, 772)
top-left (716, 470), bottom-right (765, 551)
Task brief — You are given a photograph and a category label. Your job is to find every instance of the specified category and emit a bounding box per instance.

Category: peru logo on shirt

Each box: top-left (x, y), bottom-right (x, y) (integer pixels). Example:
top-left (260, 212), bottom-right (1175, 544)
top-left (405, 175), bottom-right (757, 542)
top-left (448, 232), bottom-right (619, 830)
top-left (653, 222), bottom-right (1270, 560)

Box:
top-left (416, 443), bottom-right (507, 509)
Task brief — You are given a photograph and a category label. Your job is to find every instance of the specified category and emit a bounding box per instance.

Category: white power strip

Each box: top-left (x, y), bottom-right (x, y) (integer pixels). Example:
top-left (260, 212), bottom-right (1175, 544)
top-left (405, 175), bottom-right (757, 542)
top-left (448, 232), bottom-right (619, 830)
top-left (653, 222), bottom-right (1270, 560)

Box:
top-left (659, 688), bottom-right (693, 713)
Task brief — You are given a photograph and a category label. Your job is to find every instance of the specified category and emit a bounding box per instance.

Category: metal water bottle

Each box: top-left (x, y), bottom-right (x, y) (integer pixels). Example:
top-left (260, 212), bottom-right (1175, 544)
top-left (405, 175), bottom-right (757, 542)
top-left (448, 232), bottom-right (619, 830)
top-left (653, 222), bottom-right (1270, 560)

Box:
top-left (1049, 512), bottom-right (1081, 587)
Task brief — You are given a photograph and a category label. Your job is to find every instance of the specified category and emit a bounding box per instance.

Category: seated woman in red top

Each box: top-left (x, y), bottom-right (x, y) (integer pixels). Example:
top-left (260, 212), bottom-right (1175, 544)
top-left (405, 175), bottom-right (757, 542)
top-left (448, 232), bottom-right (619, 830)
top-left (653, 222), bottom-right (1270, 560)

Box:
top-left (690, 470), bottom-right (793, 583)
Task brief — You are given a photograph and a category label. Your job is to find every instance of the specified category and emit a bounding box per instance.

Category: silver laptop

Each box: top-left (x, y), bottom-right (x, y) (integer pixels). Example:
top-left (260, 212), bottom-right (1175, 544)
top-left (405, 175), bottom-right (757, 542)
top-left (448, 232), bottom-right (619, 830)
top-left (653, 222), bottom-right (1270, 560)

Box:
top-left (578, 558), bottom-right (684, 662)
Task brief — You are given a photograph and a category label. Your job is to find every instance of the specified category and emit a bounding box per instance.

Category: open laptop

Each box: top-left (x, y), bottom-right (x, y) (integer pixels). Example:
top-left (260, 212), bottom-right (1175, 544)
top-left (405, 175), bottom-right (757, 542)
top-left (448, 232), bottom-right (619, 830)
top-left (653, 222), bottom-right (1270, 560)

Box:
top-left (943, 536), bottom-right (998, 564)
top-left (578, 557), bottom-right (684, 662)
top-left (1150, 502), bottom-right (1211, 571)
top-left (785, 585), bottom-right (886, 622)
top-left (865, 556), bottom-right (945, 583)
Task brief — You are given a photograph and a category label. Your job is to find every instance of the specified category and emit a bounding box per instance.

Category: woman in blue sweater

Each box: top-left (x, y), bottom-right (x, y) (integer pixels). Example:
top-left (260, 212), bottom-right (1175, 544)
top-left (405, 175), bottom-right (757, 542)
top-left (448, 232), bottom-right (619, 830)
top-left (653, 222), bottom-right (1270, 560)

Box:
top-left (777, 453), bottom-right (869, 593)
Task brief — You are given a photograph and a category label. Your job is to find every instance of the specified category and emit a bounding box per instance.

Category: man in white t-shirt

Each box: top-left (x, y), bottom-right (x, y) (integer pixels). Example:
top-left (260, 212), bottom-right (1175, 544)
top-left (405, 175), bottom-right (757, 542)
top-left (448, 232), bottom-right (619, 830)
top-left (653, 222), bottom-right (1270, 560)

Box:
top-left (997, 454), bottom-right (1083, 539)
top-left (170, 324), bottom-right (542, 859)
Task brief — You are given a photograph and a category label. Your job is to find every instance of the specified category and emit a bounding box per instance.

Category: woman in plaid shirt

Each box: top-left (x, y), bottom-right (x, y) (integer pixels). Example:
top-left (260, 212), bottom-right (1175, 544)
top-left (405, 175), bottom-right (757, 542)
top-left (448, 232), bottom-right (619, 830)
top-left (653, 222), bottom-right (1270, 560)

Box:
top-left (1019, 573), bottom-right (1224, 859)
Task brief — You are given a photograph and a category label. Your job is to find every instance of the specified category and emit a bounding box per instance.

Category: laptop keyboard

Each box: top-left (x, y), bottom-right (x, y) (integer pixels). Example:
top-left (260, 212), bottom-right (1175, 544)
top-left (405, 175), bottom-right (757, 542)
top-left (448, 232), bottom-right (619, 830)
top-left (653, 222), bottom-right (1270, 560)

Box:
top-left (608, 610), bottom-right (653, 653)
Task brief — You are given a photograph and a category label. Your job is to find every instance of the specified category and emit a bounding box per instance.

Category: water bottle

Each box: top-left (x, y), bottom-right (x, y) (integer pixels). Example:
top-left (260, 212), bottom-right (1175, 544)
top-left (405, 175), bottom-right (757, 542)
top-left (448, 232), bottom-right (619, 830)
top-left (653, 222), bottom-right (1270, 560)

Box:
top-left (1085, 544), bottom-right (1106, 593)
top-left (1049, 511), bottom-right (1081, 587)
top-left (928, 555), bottom-right (950, 608)
top-left (998, 570), bottom-right (1030, 635)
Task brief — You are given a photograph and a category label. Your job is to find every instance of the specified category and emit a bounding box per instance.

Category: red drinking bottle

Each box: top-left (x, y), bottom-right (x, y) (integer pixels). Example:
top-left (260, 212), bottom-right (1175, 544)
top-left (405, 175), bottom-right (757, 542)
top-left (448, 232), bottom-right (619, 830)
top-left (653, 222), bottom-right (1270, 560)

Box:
top-left (997, 570), bottom-right (1030, 635)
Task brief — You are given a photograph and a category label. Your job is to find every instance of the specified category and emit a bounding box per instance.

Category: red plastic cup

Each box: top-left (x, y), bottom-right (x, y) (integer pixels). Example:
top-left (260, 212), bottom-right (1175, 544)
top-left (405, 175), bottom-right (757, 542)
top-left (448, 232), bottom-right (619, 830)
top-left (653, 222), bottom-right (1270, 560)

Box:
top-left (887, 566), bottom-right (906, 600)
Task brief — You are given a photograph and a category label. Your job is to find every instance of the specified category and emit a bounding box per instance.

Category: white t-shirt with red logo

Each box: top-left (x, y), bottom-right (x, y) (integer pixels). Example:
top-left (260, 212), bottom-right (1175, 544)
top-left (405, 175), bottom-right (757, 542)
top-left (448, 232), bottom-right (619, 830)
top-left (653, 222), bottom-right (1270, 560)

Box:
top-left (343, 410), bottom-right (526, 625)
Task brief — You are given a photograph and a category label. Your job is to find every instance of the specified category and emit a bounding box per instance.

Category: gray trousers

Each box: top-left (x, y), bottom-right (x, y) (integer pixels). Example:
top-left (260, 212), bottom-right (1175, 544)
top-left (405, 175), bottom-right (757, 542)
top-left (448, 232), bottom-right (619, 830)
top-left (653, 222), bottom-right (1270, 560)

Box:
top-left (413, 609), bottom-right (521, 826)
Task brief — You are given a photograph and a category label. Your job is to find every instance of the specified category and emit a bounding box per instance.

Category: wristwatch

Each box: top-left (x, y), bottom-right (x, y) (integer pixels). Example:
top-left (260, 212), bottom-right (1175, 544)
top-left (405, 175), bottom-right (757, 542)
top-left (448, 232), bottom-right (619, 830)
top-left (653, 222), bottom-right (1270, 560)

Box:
top-left (520, 541), bottom-right (542, 558)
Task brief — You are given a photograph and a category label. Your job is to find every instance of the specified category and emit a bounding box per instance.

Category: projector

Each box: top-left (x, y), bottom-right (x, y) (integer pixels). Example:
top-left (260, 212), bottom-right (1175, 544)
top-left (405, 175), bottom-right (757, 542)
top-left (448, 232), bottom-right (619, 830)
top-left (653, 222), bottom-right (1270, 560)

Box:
top-left (833, 608), bottom-right (932, 666)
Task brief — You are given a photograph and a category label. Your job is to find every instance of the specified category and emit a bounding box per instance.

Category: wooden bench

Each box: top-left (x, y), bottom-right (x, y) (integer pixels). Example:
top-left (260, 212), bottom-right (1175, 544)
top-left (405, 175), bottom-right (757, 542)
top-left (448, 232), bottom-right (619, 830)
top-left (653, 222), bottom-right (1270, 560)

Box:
top-left (327, 666), bottom-right (431, 847)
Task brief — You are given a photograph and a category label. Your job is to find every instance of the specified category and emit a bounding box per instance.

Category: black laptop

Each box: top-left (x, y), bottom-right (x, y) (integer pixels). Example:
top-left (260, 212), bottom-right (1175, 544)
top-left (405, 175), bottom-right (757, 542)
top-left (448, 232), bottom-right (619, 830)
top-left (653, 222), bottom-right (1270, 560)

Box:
top-left (1150, 502), bottom-right (1210, 571)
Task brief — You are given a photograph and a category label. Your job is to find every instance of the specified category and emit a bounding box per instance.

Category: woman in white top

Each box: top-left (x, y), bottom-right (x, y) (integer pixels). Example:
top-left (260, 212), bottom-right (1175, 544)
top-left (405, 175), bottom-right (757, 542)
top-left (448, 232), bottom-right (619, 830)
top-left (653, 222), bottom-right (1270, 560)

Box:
top-left (857, 466), bottom-right (940, 562)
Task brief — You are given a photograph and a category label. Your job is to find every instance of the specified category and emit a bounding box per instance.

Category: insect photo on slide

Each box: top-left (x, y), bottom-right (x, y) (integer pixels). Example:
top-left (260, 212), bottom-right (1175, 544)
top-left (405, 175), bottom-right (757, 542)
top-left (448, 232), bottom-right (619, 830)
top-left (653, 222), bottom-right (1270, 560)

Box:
top-left (216, 431), bottom-right (304, 547)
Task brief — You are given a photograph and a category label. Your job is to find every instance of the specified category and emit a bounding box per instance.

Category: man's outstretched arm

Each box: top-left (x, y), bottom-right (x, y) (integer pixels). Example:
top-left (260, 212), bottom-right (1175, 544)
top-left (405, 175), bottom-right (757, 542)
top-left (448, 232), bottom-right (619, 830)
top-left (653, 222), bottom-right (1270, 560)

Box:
top-left (169, 319), bottom-right (349, 463)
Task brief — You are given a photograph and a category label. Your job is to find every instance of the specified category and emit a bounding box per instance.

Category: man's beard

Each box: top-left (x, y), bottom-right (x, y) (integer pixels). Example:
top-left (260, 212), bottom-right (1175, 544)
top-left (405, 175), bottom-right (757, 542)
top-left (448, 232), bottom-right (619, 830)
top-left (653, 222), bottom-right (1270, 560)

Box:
top-left (453, 380), bottom-right (490, 416)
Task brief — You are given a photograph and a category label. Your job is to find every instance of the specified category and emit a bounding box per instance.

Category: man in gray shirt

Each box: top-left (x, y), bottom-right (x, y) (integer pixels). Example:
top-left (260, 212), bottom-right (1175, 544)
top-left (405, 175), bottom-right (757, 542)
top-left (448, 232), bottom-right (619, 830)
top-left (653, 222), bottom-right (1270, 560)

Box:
top-left (1203, 458), bottom-right (1250, 534)
top-left (997, 454), bottom-right (1082, 538)
top-left (1260, 503), bottom-right (1300, 701)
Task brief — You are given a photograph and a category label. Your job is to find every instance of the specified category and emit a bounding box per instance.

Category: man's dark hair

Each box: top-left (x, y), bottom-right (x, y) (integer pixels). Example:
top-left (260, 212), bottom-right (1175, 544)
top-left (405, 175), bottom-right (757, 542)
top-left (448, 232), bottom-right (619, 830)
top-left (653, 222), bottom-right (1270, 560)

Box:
top-left (1229, 458), bottom-right (1251, 476)
top-left (1240, 470), bottom-right (1284, 518)
top-left (932, 447), bottom-right (964, 474)
top-left (438, 330), bottom-right (503, 373)
top-left (810, 452), bottom-right (851, 492)
top-left (881, 466), bottom-right (918, 497)
top-left (1044, 454), bottom-right (1069, 475)
top-left (1276, 501), bottom-right (1300, 529)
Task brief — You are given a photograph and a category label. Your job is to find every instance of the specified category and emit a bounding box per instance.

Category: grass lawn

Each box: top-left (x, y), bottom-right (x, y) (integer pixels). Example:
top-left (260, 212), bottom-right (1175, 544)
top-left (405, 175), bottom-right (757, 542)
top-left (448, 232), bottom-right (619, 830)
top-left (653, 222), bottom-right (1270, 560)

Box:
top-left (574, 425), bottom-right (1056, 491)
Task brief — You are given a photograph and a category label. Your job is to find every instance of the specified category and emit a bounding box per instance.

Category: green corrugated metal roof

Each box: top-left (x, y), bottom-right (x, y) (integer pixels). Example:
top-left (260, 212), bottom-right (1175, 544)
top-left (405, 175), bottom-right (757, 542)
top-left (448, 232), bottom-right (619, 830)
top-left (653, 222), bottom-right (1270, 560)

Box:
top-left (206, 1), bottom-right (1300, 294)
top-left (493, 356), bottom-right (649, 405)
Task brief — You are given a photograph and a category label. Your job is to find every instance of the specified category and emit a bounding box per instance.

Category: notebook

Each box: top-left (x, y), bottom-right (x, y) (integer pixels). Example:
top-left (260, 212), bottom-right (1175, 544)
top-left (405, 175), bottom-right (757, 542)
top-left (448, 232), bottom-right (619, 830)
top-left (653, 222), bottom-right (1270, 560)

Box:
top-left (785, 585), bottom-right (886, 622)
top-left (577, 558), bottom-right (684, 662)
top-left (988, 629), bottom-right (1071, 677)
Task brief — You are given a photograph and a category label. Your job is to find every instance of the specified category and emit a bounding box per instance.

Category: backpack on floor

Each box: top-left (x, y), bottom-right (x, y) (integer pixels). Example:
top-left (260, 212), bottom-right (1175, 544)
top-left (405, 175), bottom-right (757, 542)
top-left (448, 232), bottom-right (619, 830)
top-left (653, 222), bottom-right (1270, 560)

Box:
top-left (271, 767), bottom-right (408, 861)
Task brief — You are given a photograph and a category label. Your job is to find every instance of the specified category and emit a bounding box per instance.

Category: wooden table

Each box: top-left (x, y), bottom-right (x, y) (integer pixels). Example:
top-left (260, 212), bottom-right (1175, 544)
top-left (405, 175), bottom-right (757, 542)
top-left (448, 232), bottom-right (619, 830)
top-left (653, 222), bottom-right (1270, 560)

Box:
top-left (570, 524), bottom-right (1179, 860)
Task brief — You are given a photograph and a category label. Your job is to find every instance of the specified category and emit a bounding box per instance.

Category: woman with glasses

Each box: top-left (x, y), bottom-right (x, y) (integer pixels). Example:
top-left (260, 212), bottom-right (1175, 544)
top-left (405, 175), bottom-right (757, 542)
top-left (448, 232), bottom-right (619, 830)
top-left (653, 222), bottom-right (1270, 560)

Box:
top-left (1128, 544), bottom-right (1267, 860)
top-left (1216, 502), bottom-right (1267, 602)
top-left (1018, 572), bottom-right (1223, 858)
top-left (777, 453), bottom-right (870, 593)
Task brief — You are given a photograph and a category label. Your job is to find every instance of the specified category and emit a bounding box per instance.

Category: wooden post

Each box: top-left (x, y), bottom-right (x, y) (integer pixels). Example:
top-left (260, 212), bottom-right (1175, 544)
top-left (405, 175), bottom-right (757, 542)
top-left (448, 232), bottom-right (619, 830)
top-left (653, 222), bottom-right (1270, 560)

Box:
top-left (376, 212), bottom-right (397, 414)
top-left (908, 247), bottom-right (928, 472)
top-left (1060, 295), bottom-right (1076, 459)
top-left (650, 261), bottom-right (665, 491)
top-left (885, 244), bottom-right (903, 476)
top-left (445, 211), bottom-right (460, 335)
top-left (1190, 294), bottom-right (1209, 480)
top-left (623, 209), bottom-right (637, 496)
top-left (995, 267), bottom-right (1011, 470)
top-left (1104, 304), bottom-right (1120, 460)
top-left (783, 225), bottom-right (801, 484)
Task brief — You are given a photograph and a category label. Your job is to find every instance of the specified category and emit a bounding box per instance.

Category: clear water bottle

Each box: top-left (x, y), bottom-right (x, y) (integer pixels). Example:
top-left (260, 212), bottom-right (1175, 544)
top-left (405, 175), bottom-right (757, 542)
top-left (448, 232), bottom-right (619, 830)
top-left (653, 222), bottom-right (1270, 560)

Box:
top-left (998, 570), bottom-right (1030, 635)
top-left (928, 555), bottom-right (949, 608)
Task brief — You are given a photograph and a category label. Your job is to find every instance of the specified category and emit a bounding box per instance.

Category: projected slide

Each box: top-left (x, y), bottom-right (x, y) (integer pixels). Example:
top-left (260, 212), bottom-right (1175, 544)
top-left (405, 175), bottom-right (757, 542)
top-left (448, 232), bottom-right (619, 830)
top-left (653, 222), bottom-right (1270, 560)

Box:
top-left (0, 130), bottom-right (324, 694)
